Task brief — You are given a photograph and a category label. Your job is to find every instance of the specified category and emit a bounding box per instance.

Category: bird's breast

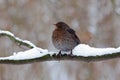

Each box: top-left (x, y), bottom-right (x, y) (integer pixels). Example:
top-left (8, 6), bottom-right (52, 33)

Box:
top-left (52, 29), bottom-right (65, 42)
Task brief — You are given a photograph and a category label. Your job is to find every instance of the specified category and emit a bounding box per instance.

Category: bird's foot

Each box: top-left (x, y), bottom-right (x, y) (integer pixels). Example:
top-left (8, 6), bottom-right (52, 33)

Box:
top-left (70, 50), bottom-right (73, 56)
top-left (58, 50), bottom-right (62, 54)
top-left (58, 50), bottom-right (62, 61)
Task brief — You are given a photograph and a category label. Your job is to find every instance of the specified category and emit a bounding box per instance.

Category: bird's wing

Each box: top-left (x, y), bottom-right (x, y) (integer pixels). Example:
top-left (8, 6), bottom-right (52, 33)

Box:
top-left (67, 28), bottom-right (80, 44)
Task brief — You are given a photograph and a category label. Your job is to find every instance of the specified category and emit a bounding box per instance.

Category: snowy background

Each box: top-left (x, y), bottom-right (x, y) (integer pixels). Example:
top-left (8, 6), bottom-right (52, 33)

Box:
top-left (0, 0), bottom-right (120, 80)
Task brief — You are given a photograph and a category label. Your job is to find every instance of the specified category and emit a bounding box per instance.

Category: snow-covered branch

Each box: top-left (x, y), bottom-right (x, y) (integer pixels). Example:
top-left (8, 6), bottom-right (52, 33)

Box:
top-left (0, 44), bottom-right (120, 64)
top-left (0, 30), bottom-right (36, 48)
top-left (0, 30), bottom-right (120, 64)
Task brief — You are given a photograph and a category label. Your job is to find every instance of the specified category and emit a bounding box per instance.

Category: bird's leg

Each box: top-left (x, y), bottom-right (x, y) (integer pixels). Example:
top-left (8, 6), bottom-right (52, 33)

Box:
top-left (58, 50), bottom-right (62, 61)
top-left (70, 49), bottom-right (73, 56)
top-left (58, 50), bottom-right (62, 57)
top-left (58, 50), bottom-right (62, 54)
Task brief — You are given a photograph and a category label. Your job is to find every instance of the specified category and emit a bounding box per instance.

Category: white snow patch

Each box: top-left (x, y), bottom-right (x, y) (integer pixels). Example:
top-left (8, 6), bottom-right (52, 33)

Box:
top-left (0, 30), bottom-right (14, 36)
top-left (73, 44), bottom-right (120, 57)
top-left (0, 47), bottom-right (49, 60)
top-left (15, 37), bottom-right (36, 47)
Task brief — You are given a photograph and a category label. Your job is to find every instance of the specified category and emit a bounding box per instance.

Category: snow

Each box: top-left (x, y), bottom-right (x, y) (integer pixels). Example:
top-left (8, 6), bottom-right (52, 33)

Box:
top-left (73, 44), bottom-right (120, 57)
top-left (15, 37), bottom-right (36, 47)
top-left (0, 30), bottom-right (14, 36)
top-left (0, 47), bottom-right (49, 60)
top-left (0, 30), bottom-right (36, 48)
top-left (0, 44), bottom-right (119, 60)
top-left (0, 30), bottom-right (120, 60)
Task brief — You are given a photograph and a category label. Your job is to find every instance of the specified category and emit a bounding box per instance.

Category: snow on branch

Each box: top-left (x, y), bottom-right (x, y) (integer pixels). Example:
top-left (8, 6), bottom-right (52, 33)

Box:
top-left (0, 30), bottom-right (36, 48)
top-left (0, 30), bottom-right (120, 64)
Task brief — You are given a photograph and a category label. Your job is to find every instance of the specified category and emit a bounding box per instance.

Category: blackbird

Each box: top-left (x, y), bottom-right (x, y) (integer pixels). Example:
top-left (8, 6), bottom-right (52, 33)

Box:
top-left (52, 21), bottom-right (80, 54)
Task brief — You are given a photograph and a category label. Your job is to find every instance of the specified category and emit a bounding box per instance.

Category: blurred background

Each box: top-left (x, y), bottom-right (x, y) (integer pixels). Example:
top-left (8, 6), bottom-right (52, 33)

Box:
top-left (0, 0), bottom-right (120, 80)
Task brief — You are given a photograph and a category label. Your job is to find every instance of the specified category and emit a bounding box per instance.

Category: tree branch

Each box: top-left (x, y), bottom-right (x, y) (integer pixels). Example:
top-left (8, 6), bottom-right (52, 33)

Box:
top-left (0, 52), bottom-right (120, 64)
top-left (0, 30), bottom-right (35, 48)
top-left (0, 30), bottom-right (120, 65)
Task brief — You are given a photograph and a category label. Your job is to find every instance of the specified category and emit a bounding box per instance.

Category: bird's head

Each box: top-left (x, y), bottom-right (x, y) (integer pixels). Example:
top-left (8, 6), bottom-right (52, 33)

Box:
top-left (54, 22), bottom-right (69, 30)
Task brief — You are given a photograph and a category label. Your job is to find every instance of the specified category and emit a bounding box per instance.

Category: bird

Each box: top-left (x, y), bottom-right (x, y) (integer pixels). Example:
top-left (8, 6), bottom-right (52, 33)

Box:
top-left (52, 21), bottom-right (80, 55)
